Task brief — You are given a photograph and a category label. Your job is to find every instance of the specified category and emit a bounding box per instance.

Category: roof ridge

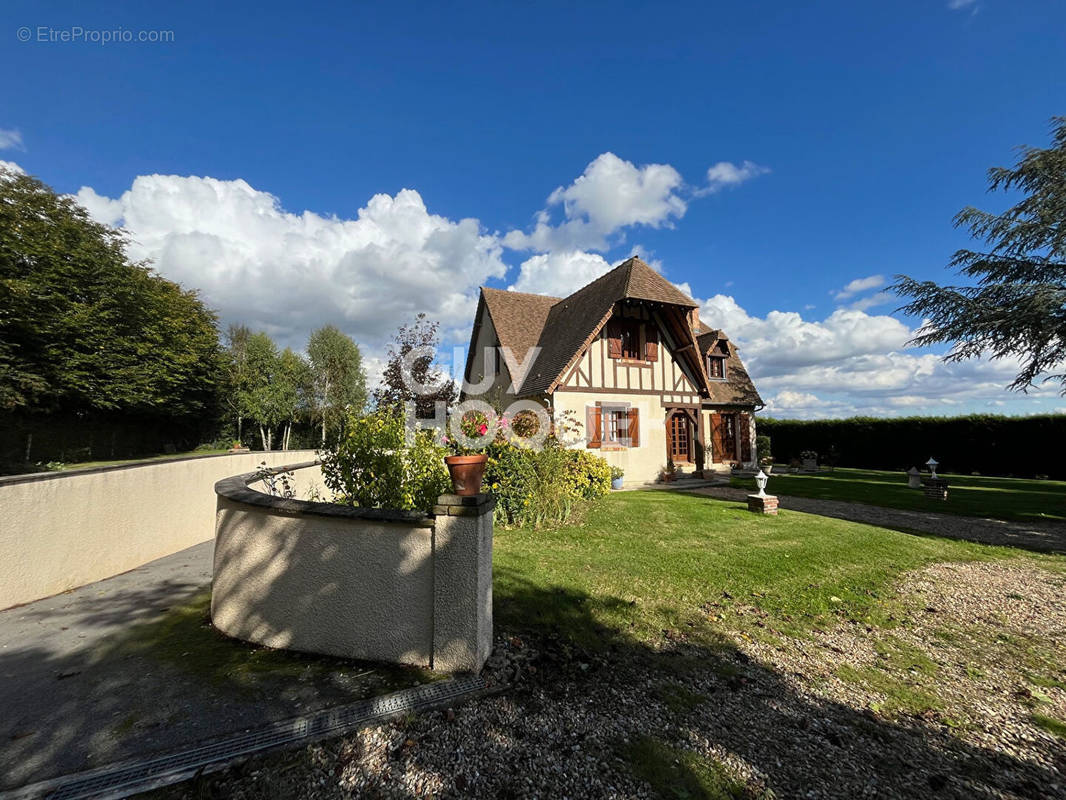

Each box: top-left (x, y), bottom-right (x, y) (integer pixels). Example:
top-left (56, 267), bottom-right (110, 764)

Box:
top-left (481, 286), bottom-right (561, 301)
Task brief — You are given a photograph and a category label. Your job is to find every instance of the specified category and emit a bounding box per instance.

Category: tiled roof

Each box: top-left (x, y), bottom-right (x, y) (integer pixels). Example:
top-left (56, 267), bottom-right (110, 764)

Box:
top-left (474, 256), bottom-right (760, 405)
top-left (698, 331), bottom-right (763, 406)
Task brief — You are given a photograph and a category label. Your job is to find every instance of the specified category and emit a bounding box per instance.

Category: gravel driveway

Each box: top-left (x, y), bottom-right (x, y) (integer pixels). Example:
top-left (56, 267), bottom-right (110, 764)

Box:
top-left (149, 561), bottom-right (1066, 800)
top-left (688, 486), bottom-right (1066, 554)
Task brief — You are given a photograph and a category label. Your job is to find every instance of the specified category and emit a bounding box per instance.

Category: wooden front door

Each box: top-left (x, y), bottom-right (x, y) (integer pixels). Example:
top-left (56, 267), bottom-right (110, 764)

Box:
top-left (668, 412), bottom-right (691, 463)
top-left (712, 412), bottom-right (738, 462)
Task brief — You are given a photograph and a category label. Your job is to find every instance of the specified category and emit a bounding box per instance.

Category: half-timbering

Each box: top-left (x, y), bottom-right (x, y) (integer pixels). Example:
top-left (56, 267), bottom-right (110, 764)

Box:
top-left (462, 257), bottom-right (763, 484)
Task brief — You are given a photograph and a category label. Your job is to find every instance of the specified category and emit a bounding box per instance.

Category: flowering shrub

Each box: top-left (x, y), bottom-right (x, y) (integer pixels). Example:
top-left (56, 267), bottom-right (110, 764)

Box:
top-left (484, 436), bottom-right (611, 528)
top-left (321, 409), bottom-right (448, 512)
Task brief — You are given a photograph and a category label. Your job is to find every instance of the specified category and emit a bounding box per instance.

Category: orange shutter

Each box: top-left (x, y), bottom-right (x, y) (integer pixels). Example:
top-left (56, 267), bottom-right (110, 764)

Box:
top-left (739, 413), bottom-right (751, 461)
top-left (644, 326), bottom-right (659, 362)
top-left (606, 321), bottom-right (622, 359)
top-left (586, 404), bottom-right (602, 448)
top-left (627, 407), bottom-right (640, 447)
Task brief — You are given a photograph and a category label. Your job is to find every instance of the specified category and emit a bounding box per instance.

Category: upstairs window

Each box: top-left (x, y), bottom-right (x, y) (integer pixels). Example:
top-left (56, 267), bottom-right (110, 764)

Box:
top-left (606, 318), bottom-right (659, 362)
top-left (708, 356), bottom-right (726, 380)
top-left (619, 320), bottom-right (640, 359)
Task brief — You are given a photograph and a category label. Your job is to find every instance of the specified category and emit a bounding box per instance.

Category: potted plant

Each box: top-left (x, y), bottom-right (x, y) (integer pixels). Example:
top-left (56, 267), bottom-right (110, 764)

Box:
top-left (661, 457), bottom-right (677, 483)
top-left (228, 440), bottom-right (249, 454)
top-left (801, 450), bottom-right (818, 470)
top-left (610, 465), bottom-right (625, 490)
top-left (442, 410), bottom-right (494, 496)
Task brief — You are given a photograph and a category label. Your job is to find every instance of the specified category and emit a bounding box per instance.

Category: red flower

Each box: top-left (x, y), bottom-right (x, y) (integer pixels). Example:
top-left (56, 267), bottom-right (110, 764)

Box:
top-left (478, 423), bottom-right (488, 435)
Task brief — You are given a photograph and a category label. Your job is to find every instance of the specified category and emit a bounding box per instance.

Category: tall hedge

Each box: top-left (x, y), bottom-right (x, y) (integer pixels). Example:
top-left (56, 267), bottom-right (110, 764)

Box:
top-left (757, 414), bottom-right (1066, 479)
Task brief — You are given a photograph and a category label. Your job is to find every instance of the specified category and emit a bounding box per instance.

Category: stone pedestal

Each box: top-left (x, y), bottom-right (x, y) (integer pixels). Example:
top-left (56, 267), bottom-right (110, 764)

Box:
top-left (907, 467), bottom-right (922, 489)
top-left (431, 493), bottom-right (495, 672)
top-left (747, 493), bottom-right (779, 515)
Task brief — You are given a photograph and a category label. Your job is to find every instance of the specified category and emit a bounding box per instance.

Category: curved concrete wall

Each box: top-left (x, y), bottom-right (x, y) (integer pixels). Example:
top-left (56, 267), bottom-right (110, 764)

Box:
top-left (212, 464), bottom-right (493, 672)
top-left (0, 450), bottom-right (319, 610)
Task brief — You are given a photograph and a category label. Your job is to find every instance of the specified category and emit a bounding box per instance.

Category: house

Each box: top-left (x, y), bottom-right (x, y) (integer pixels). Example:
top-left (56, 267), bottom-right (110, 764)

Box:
top-left (461, 257), bottom-right (763, 484)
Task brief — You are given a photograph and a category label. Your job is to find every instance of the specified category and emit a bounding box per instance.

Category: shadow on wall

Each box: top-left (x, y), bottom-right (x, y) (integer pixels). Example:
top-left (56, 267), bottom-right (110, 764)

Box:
top-left (210, 499), bottom-right (436, 666)
top-left (489, 568), bottom-right (1066, 798)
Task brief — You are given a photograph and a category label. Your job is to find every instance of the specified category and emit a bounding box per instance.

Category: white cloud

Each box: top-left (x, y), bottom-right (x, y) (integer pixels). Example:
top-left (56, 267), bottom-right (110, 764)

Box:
top-left (833, 274), bottom-right (885, 301)
top-left (503, 152), bottom-right (686, 252)
top-left (846, 290), bottom-right (893, 312)
top-left (948, 0), bottom-right (977, 9)
top-left (0, 129), bottom-right (25, 151)
top-left (73, 174), bottom-right (507, 352)
top-left (73, 186), bottom-right (124, 226)
top-left (508, 250), bottom-right (612, 296)
top-left (699, 160), bottom-right (770, 195)
top-left (699, 293), bottom-right (1049, 418)
top-left (0, 160), bottom-right (26, 176)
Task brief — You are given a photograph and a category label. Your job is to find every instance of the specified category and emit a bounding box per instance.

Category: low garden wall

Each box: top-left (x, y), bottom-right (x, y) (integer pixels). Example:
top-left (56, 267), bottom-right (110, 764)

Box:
top-left (0, 450), bottom-right (318, 610)
top-left (211, 462), bottom-right (493, 673)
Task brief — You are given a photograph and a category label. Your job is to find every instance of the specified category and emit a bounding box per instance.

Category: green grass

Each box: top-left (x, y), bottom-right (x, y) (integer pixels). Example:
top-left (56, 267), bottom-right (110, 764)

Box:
top-left (730, 468), bottom-right (1066, 523)
top-left (1031, 713), bottom-right (1066, 738)
top-left (620, 735), bottom-right (766, 800)
top-left (493, 490), bottom-right (1018, 649)
top-left (95, 589), bottom-right (435, 693)
top-left (653, 682), bottom-right (708, 714)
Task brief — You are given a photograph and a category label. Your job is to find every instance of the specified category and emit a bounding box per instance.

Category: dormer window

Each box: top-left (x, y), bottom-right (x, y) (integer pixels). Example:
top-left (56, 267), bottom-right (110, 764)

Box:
top-left (708, 340), bottom-right (729, 380)
top-left (607, 318), bottom-right (659, 362)
top-left (619, 320), bottom-right (640, 359)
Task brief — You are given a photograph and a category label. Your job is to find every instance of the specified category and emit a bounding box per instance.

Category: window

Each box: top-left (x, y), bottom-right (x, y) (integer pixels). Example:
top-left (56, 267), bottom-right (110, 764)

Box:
top-left (708, 356), bottom-right (726, 380)
top-left (605, 406), bottom-right (629, 445)
top-left (619, 320), bottom-right (641, 360)
top-left (586, 404), bottom-right (640, 448)
top-left (608, 319), bottom-right (657, 361)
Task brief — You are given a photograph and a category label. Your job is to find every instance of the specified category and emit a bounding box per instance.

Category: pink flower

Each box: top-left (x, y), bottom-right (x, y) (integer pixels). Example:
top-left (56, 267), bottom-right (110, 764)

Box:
top-left (478, 423), bottom-right (488, 435)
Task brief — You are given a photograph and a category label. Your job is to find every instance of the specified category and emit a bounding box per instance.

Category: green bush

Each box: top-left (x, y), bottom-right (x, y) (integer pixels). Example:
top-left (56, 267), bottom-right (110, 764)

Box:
top-left (484, 437), bottom-right (611, 528)
top-left (755, 435), bottom-right (772, 464)
top-left (321, 409), bottom-right (448, 512)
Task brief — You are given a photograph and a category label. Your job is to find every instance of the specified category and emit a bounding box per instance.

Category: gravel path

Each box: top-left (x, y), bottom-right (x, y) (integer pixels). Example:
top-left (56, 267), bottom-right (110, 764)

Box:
top-left (151, 562), bottom-right (1066, 800)
top-left (688, 486), bottom-right (1066, 554)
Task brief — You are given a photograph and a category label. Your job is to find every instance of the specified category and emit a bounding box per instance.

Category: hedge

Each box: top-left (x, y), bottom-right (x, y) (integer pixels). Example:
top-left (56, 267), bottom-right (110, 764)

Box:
top-left (757, 414), bottom-right (1066, 479)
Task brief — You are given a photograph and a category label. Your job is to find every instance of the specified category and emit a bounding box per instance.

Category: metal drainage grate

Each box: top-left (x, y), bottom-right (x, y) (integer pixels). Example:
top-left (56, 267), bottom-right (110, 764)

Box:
top-left (3, 674), bottom-right (487, 800)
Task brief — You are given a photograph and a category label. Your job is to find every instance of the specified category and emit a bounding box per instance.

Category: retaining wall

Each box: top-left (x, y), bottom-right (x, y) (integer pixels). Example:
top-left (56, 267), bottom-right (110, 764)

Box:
top-left (0, 450), bottom-right (318, 609)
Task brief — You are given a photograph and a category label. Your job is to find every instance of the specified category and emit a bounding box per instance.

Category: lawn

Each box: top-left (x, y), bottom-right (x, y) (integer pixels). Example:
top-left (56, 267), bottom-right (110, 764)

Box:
top-left (493, 489), bottom-right (1039, 648)
top-left (729, 467), bottom-right (1066, 524)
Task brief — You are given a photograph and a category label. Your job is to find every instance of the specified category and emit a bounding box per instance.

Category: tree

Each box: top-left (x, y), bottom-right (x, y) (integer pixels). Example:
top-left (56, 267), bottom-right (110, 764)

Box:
top-left (277, 347), bottom-right (312, 450)
top-left (893, 117), bottom-right (1066, 393)
top-left (0, 165), bottom-right (223, 424)
top-left (243, 332), bottom-right (285, 450)
top-left (307, 325), bottom-right (367, 445)
top-left (374, 313), bottom-right (457, 418)
top-left (222, 324), bottom-right (252, 444)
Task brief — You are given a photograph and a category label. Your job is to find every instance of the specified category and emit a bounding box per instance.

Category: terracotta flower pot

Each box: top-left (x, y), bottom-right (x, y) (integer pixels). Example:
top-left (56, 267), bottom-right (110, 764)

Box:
top-left (445, 454), bottom-right (488, 496)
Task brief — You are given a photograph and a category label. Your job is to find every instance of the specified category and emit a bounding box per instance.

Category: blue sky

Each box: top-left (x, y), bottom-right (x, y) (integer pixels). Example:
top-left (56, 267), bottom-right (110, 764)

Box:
top-left (2, 0), bottom-right (1064, 417)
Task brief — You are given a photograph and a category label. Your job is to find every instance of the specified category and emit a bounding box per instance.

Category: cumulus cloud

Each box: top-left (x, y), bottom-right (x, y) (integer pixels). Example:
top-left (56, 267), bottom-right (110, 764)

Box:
top-left (699, 160), bottom-right (770, 195)
top-left (503, 152), bottom-right (686, 253)
top-left (0, 160), bottom-right (26, 176)
top-left (508, 250), bottom-right (613, 297)
top-left (0, 129), bottom-right (25, 151)
top-left (73, 174), bottom-right (506, 351)
top-left (833, 274), bottom-right (885, 301)
top-left (698, 293), bottom-right (1046, 418)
